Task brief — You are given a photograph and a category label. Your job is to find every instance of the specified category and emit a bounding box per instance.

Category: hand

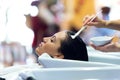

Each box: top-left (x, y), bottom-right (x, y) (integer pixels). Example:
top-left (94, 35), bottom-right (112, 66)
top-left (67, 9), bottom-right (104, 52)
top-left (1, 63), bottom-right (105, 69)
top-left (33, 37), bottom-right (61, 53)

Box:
top-left (90, 36), bottom-right (120, 52)
top-left (90, 42), bottom-right (120, 52)
top-left (83, 15), bottom-right (106, 28)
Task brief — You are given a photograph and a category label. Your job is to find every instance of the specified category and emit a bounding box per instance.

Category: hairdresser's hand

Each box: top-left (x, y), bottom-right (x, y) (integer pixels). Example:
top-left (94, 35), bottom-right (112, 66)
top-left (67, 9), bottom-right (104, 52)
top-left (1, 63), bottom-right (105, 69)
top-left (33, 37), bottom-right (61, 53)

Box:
top-left (90, 36), bottom-right (120, 52)
top-left (83, 15), bottom-right (106, 28)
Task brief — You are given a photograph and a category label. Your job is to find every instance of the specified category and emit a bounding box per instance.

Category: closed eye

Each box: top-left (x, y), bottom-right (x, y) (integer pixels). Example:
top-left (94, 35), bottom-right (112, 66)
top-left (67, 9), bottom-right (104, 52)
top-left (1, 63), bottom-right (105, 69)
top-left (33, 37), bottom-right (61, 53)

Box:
top-left (51, 36), bottom-right (56, 42)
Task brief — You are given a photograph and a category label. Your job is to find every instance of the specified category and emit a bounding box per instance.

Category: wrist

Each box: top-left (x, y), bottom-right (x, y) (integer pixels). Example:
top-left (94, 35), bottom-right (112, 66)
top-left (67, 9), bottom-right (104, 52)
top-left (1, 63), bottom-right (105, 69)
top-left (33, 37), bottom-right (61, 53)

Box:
top-left (104, 20), bottom-right (111, 28)
top-left (104, 20), bottom-right (109, 27)
top-left (115, 43), bottom-right (120, 52)
top-left (114, 37), bottom-right (120, 52)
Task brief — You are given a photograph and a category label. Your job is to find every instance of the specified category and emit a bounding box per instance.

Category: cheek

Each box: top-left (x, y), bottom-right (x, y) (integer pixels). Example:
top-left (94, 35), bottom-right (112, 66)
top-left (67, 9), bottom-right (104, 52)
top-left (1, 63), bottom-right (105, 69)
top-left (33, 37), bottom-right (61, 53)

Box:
top-left (35, 45), bottom-right (54, 56)
top-left (43, 44), bottom-right (59, 55)
top-left (44, 45), bottom-right (55, 52)
top-left (35, 43), bottom-right (60, 56)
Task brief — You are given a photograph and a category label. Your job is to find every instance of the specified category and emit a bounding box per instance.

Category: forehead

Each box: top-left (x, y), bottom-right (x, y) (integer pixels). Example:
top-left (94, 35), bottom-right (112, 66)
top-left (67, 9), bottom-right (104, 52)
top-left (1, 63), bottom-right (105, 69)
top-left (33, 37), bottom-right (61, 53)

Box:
top-left (54, 31), bottom-right (67, 40)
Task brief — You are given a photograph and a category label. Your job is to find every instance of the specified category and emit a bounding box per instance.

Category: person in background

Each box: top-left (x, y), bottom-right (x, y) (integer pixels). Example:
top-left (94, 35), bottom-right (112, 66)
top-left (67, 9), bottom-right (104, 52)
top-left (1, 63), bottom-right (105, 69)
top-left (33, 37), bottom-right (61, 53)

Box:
top-left (83, 14), bottom-right (120, 52)
top-left (30, 15), bottom-right (48, 60)
top-left (36, 30), bottom-right (88, 61)
top-left (94, 6), bottom-right (116, 36)
top-left (30, 0), bottom-right (61, 61)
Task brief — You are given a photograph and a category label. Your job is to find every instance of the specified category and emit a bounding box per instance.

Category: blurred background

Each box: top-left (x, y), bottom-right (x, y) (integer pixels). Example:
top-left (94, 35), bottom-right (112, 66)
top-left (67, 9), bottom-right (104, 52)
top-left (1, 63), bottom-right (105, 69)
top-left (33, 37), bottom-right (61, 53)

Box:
top-left (0, 0), bottom-right (120, 68)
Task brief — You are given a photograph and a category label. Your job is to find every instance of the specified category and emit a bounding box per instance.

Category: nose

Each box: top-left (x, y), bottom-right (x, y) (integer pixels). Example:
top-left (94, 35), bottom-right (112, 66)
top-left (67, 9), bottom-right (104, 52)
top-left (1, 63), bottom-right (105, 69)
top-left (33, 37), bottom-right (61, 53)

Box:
top-left (43, 37), bottom-right (50, 42)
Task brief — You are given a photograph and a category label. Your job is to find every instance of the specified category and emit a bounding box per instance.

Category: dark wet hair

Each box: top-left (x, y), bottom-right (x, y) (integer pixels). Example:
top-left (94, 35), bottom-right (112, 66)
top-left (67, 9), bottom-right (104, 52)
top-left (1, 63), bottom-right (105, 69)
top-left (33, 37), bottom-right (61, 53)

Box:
top-left (58, 31), bottom-right (88, 61)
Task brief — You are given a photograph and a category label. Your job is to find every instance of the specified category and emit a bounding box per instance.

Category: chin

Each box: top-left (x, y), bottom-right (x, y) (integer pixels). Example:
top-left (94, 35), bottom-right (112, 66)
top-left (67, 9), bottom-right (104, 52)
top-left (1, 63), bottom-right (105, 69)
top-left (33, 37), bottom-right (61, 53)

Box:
top-left (35, 47), bottom-right (43, 56)
top-left (35, 48), bottom-right (40, 55)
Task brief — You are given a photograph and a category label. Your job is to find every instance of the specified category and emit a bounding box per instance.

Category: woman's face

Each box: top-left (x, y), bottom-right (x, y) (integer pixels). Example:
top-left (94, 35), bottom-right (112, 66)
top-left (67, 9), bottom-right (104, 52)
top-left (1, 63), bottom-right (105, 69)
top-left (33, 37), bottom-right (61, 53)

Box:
top-left (35, 31), bottom-right (67, 58)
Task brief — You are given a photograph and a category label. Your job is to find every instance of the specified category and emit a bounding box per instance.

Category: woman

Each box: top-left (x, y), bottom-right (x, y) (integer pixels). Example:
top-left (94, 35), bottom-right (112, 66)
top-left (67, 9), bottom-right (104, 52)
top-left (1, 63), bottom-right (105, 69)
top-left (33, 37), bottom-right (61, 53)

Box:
top-left (36, 30), bottom-right (88, 61)
top-left (83, 15), bottom-right (120, 52)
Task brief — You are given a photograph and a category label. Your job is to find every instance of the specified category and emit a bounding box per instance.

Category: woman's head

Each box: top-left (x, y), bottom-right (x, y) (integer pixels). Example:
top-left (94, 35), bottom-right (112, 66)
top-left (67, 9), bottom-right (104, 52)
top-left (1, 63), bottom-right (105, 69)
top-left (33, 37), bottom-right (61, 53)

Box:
top-left (58, 31), bottom-right (88, 61)
top-left (36, 30), bottom-right (88, 61)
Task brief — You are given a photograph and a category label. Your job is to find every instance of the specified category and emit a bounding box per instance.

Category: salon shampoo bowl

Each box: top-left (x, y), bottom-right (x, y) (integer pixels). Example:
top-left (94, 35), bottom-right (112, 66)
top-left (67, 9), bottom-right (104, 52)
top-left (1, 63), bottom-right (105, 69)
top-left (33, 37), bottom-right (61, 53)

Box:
top-left (88, 52), bottom-right (120, 65)
top-left (38, 53), bottom-right (116, 68)
top-left (18, 66), bottom-right (120, 80)
top-left (87, 46), bottom-right (120, 65)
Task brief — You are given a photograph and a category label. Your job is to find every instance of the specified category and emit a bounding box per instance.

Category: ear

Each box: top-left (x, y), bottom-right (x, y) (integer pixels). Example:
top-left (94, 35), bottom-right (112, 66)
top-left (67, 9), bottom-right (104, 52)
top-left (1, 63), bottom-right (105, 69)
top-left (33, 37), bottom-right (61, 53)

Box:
top-left (53, 54), bottom-right (64, 59)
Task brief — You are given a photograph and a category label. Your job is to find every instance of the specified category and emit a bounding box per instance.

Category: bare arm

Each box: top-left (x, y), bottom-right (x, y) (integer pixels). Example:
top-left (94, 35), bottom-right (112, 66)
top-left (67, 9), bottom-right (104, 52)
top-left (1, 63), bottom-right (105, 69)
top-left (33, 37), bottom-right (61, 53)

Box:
top-left (90, 36), bottom-right (120, 52)
top-left (105, 20), bottom-right (120, 30)
top-left (83, 16), bottom-right (120, 31)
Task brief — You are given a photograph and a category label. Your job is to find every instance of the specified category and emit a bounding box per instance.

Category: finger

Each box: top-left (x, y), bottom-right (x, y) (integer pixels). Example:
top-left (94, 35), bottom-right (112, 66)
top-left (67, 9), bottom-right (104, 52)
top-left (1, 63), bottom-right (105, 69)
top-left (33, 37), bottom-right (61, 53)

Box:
top-left (83, 15), bottom-right (89, 24)
top-left (83, 15), bottom-right (96, 26)
top-left (89, 42), bottom-right (97, 49)
top-left (112, 36), bottom-right (119, 43)
top-left (90, 42), bottom-right (107, 52)
top-left (83, 18), bottom-right (91, 26)
top-left (86, 22), bottom-right (99, 26)
top-left (97, 42), bottom-right (114, 52)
